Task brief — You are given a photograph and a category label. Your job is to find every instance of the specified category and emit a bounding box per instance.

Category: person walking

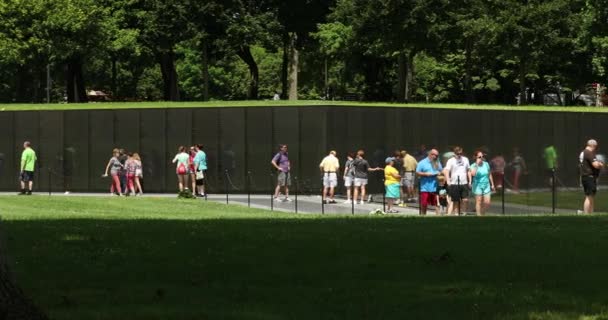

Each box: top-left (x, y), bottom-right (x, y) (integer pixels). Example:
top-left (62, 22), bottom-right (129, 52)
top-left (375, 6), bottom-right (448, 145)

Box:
top-left (319, 150), bottom-right (340, 204)
top-left (416, 148), bottom-right (442, 215)
top-left (188, 146), bottom-right (197, 194)
top-left (401, 150), bottom-right (418, 203)
top-left (509, 148), bottom-right (527, 193)
top-left (271, 144), bottom-right (291, 202)
top-left (118, 148), bottom-right (128, 194)
top-left (490, 153), bottom-right (506, 190)
top-left (543, 144), bottom-right (558, 187)
top-left (124, 153), bottom-right (137, 196)
top-left (193, 144), bottom-right (207, 197)
top-left (132, 152), bottom-right (144, 195)
top-left (384, 157), bottom-right (401, 213)
top-left (103, 148), bottom-right (123, 196)
top-left (580, 139), bottom-right (604, 213)
top-left (443, 146), bottom-right (470, 215)
top-left (343, 152), bottom-right (356, 203)
top-left (469, 150), bottom-right (495, 216)
top-left (18, 141), bottom-right (37, 195)
top-left (352, 150), bottom-right (382, 204)
top-left (172, 146), bottom-right (190, 193)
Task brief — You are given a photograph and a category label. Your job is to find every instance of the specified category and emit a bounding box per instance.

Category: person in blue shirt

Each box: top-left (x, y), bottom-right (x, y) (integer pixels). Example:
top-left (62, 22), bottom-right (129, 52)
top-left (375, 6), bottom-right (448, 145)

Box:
top-left (193, 144), bottom-right (208, 197)
top-left (468, 150), bottom-right (495, 216)
top-left (416, 148), bottom-right (442, 215)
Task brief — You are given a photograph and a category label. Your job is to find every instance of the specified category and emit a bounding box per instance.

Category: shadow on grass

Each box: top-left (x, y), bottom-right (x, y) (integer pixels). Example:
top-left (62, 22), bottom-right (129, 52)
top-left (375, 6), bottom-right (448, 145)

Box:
top-left (5, 217), bottom-right (608, 320)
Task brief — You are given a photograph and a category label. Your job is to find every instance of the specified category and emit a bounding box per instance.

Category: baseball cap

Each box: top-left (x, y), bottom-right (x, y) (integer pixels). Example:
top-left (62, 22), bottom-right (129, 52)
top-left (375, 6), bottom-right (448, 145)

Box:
top-left (385, 157), bottom-right (395, 164)
top-left (588, 139), bottom-right (598, 146)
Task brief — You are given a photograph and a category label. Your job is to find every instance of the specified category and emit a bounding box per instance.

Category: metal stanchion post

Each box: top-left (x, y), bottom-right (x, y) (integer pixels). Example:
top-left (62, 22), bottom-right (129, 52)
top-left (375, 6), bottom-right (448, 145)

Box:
top-left (295, 176), bottom-right (299, 214)
top-left (247, 171), bottom-right (251, 208)
top-left (501, 173), bottom-right (505, 215)
top-left (351, 184), bottom-right (355, 215)
top-left (270, 173), bottom-right (274, 211)
top-left (224, 170), bottom-right (229, 204)
top-left (552, 168), bottom-right (556, 214)
top-left (418, 179), bottom-right (422, 216)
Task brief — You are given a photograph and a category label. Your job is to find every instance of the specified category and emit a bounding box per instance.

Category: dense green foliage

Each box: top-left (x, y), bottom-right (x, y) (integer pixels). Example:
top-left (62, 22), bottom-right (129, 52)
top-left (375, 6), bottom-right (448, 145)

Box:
top-left (0, 0), bottom-right (607, 104)
top-left (3, 196), bottom-right (608, 319)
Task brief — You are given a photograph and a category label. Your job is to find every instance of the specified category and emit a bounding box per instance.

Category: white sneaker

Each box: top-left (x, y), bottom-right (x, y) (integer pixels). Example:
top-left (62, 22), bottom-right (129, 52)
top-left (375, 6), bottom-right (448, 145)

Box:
top-left (274, 197), bottom-right (282, 202)
top-left (358, 201), bottom-right (363, 205)
top-left (367, 195), bottom-right (373, 203)
top-left (343, 199), bottom-right (352, 204)
top-left (64, 191), bottom-right (70, 195)
top-left (284, 197), bottom-right (292, 202)
top-left (576, 210), bottom-right (583, 215)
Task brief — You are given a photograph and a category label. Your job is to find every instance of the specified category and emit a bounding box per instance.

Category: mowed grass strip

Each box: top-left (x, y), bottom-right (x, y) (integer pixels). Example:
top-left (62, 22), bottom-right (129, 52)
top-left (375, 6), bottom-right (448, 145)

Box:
top-left (2, 196), bottom-right (608, 319)
top-left (1, 100), bottom-right (607, 113)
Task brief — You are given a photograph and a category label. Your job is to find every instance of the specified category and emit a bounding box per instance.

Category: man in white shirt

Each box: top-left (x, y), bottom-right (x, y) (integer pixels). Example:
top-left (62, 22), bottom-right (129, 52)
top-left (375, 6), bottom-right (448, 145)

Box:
top-left (320, 150), bottom-right (340, 204)
top-left (443, 146), bottom-right (470, 215)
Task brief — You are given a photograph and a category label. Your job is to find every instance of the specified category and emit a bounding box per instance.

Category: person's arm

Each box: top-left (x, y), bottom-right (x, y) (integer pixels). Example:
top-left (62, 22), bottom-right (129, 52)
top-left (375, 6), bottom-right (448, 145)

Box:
top-left (104, 159), bottom-right (112, 176)
top-left (391, 172), bottom-right (401, 179)
top-left (468, 165), bottom-right (475, 187)
top-left (489, 165), bottom-right (495, 190)
top-left (172, 155), bottom-right (178, 164)
top-left (271, 154), bottom-right (282, 171)
top-left (20, 152), bottom-right (27, 172)
top-left (592, 160), bottom-right (605, 169)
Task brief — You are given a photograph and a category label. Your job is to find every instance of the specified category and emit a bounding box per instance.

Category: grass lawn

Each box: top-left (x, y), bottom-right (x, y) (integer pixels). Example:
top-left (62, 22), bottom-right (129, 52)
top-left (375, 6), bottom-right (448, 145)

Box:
top-left (1, 100), bottom-right (608, 113)
top-left (503, 190), bottom-right (608, 212)
top-left (2, 196), bottom-right (608, 319)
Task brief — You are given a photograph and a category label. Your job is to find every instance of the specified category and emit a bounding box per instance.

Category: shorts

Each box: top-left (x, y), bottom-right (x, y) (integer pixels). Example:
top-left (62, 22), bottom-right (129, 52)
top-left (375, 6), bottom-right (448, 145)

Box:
top-left (582, 176), bottom-right (597, 196)
top-left (385, 183), bottom-right (400, 199)
top-left (420, 192), bottom-right (437, 207)
top-left (344, 176), bottom-right (354, 187)
top-left (323, 173), bottom-right (338, 188)
top-left (472, 183), bottom-right (491, 196)
top-left (438, 196), bottom-right (448, 207)
top-left (20, 171), bottom-right (34, 182)
top-left (277, 171), bottom-right (291, 187)
top-left (449, 185), bottom-right (469, 202)
top-left (354, 178), bottom-right (368, 187)
top-left (401, 172), bottom-right (415, 188)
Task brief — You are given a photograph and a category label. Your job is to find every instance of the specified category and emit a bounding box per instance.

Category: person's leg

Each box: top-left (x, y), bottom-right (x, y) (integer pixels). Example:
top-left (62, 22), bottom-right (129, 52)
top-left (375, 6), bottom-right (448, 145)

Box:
top-left (420, 192), bottom-right (428, 215)
top-left (284, 186), bottom-right (289, 198)
top-left (584, 195), bottom-right (594, 213)
top-left (190, 173), bottom-right (196, 193)
top-left (135, 177), bottom-right (143, 194)
top-left (361, 185), bottom-right (367, 204)
top-left (329, 186), bottom-right (335, 200)
top-left (482, 194), bottom-right (491, 215)
top-left (387, 198), bottom-right (393, 211)
top-left (28, 180), bottom-right (33, 193)
top-left (346, 183), bottom-right (351, 201)
top-left (513, 170), bottom-right (520, 192)
top-left (322, 186), bottom-right (327, 202)
top-left (178, 175), bottom-right (184, 191)
top-left (274, 184), bottom-right (281, 198)
top-left (353, 186), bottom-right (360, 203)
top-left (201, 174), bottom-right (206, 195)
top-left (475, 195), bottom-right (482, 216)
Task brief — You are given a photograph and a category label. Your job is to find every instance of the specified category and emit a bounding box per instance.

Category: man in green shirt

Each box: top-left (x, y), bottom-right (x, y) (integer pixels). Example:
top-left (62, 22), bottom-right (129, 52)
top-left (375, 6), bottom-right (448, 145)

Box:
top-left (19, 141), bottom-right (37, 195)
top-left (543, 144), bottom-right (558, 187)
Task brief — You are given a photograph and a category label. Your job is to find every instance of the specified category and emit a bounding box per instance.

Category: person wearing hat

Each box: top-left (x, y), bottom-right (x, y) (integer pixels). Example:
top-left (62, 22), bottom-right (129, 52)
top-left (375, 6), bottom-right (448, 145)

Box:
top-left (580, 139), bottom-right (604, 213)
top-left (320, 150), bottom-right (340, 204)
top-left (384, 157), bottom-right (401, 213)
top-left (416, 148), bottom-right (442, 215)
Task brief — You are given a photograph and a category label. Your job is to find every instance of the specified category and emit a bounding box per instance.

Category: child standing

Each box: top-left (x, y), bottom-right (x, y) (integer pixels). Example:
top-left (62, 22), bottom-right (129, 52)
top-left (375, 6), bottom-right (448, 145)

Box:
top-left (436, 174), bottom-right (449, 215)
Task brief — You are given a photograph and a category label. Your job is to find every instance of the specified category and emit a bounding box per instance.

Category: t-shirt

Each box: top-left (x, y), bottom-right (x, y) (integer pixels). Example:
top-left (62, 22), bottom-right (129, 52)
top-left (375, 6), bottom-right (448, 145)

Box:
top-left (384, 165), bottom-right (400, 186)
top-left (319, 155), bottom-right (340, 172)
top-left (344, 159), bottom-right (355, 177)
top-left (393, 157), bottom-right (404, 175)
top-left (194, 150), bottom-right (207, 171)
top-left (416, 157), bottom-right (442, 192)
top-left (109, 157), bottom-right (122, 175)
top-left (581, 149), bottom-right (600, 177)
top-left (445, 156), bottom-right (470, 185)
top-left (173, 152), bottom-right (190, 170)
top-left (353, 158), bottom-right (370, 179)
top-left (272, 152), bottom-right (290, 172)
top-left (471, 161), bottom-right (491, 188)
top-left (491, 156), bottom-right (506, 173)
top-left (402, 154), bottom-right (418, 172)
top-left (544, 146), bottom-right (558, 169)
top-left (125, 159), bottom-right (137, 175)
top-left (20, 148), bottom-right (37, 172)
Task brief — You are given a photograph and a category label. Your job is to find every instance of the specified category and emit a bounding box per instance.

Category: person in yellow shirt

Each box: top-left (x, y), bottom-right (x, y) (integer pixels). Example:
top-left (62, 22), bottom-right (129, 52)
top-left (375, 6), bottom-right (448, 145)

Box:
top-left (400, 150), bottom-right (418, 203)
top-left (384, 157), bottom-right (401, 213)
top-left (319, 150), bottom-right (340, 204)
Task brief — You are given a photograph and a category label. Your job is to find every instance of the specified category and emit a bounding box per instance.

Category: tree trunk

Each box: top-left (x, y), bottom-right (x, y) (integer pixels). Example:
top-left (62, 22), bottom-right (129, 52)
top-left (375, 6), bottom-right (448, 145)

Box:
top-left (518, 62), bottom-right (526, 105)
top-left (397, 52), bottom-right (406, 102)
top-left (66, 58), bottom-right (88, 103)
top-left (287, 32), bottom-right (298, 101)
top-left (201, 42), bottom-right (210, 101)
top-left (280, 33), bottom-right (289, 99)
top-left (236, 46), bottom-right (259, 100)
top-left (111, 56), bottom-right (117, 98)
top-left (0, 223), bottom-right (49, 320)
top-left (464, 41), bottom-right (475, 104)
top-left (159, 50), bottom-right (180, 101)
top-left (405, 52), bottom-right (414, 102)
